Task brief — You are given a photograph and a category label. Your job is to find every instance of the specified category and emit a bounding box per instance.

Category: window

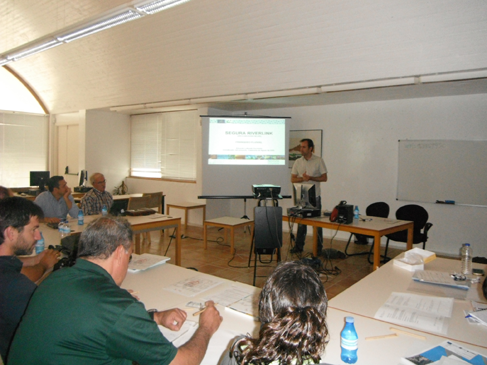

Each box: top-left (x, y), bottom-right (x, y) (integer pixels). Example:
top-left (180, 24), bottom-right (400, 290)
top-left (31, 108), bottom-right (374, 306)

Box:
top-left (0, 113), bottom-right (49, 187)
top-left (130, 110), bottom-right (198, 180)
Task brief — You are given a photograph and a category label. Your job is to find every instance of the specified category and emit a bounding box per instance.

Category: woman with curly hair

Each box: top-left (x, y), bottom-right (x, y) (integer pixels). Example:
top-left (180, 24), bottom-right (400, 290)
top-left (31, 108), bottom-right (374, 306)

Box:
top-left (220, 261), bottom-right (329, 365)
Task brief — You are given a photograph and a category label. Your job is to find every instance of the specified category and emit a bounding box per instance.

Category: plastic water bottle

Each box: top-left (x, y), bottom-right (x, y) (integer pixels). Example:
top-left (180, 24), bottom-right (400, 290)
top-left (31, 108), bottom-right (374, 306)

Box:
top-left (59, 220), bottom-right (70, 239)
top-left (35, 232), bottom-right (45, 254)
top-left (354, 206), bottom-right (360, 220)
top-left (78, 210), bottom-right (84, 225)
top-left (341, 316), bottom-right (358, 364)
top-left (102, 205), bottom-right (108, 216)
top-left (460, 243), bottom-right (473, 275)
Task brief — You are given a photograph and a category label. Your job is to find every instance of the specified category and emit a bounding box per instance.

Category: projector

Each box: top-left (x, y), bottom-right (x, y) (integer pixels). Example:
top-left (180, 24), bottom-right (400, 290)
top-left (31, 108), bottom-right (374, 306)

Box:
top-left (252, 184), bottom-right (282, 199)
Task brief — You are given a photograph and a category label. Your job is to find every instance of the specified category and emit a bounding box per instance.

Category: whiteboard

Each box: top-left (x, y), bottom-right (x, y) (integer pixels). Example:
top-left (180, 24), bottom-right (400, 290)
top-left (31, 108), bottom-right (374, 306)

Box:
top-left (397, 140), bottom-right (487, 206)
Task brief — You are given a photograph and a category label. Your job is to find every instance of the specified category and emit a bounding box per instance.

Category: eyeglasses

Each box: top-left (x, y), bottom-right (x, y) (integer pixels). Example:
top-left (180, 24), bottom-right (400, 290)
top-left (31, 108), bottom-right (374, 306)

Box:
top-left (94, 180), bottom-right (106, 184)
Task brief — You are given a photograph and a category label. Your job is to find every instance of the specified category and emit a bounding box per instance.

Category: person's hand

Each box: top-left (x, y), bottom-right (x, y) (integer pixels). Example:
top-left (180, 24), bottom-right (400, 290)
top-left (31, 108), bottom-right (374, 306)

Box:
top-left (198, 301), bottom-right (222, 336)
top-left (45, 217), bottom-right (61, 224)
top-left (302, 172), bottom-right (311, 181)
top-left (39, 249), bottom-right (61, 270)
top-left (64, 187), bottom-right (72, 198)
top-left (154, 308), bottom-right (188, 331)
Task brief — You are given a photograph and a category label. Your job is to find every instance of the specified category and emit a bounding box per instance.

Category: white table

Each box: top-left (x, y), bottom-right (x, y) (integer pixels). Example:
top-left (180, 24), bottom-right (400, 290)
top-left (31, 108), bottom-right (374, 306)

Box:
top-left (329, 257), bottom-right (487, 349)
top-left (40, 213), bottom-right (183, 265)
top-left (122, 263), bottom-right (487, 365)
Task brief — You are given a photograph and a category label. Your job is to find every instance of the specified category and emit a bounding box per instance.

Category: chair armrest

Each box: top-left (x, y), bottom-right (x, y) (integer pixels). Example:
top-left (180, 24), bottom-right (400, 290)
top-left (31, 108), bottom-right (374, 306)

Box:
top-left (423, 222), bottom-right (433, 235)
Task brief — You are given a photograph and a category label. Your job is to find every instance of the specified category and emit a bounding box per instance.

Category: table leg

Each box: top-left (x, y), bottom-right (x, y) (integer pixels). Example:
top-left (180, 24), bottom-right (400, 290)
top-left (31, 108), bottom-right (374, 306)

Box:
top-left (373, 233), bottom-right (381, 270)
top-left (135, 233), bottom-right (141, 254)
top-left (184, 209), bottom-right (188, 231)
top-left (230, 227), bottom-right (235, 255)
top-left (202, 207), bottom-right (206, 227)
top-left (175, 221), bottom-right (181, 266)
top-left (313, 226), bottom-right (318, 257)
top-left (203, 223), bottom-right (208, 249)
top-left (406, 224), bottom-right (413, 250)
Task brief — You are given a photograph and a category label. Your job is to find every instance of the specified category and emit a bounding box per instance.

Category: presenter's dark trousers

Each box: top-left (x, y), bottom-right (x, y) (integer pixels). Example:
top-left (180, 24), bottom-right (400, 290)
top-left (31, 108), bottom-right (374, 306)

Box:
top-left (295, 197), bottom-right (322, 252)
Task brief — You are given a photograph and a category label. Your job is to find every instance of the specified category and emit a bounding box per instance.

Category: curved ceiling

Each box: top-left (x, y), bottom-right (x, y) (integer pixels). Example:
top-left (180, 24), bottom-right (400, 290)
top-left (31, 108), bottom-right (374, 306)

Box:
top-left (2, 1), bottom-right (487, 114)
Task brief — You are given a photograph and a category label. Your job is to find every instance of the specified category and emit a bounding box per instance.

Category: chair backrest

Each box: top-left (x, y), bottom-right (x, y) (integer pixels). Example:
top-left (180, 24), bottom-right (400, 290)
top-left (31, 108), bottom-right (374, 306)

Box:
top-left (365, 202), bottom-right (389, 218)
top-left (128, 196), bottom-right (151, 211)
top-left (142, 192), bottom-right (163, 213)
top-left (395, 204), bottom-right (428, 234)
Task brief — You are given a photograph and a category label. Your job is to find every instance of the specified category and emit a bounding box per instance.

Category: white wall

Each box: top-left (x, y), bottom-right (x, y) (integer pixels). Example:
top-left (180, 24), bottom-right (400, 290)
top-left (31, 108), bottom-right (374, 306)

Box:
top-left (124, 106), bottom-right (208, 226)
top-left (244, 93), bottom-right (487, 258)
top-left (84, 110), bottom-right (130, 191)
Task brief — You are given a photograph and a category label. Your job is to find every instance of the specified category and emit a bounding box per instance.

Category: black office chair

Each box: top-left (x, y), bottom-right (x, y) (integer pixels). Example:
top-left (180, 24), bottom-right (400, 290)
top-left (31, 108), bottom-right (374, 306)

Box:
top-left (378, 204), bottom-right (433, 263)
top-left (344, 202), bottom-right (389, 257)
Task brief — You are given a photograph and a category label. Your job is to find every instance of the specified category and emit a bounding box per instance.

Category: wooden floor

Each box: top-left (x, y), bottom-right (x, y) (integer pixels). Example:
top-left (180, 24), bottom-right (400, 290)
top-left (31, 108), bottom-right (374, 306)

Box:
top-left (139, 224), bottom-right (404, 300)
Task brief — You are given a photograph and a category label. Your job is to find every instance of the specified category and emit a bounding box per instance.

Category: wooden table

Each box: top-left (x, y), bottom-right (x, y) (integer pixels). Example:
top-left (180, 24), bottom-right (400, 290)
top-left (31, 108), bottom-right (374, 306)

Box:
top-left (283, 215), bottom-right (414, 269)
top-left (40, 214), bottom-right (182, 265)
top-left (166, 202), bottom-right (206, 230)
top-left (203, 216), bottom-right (254, 255)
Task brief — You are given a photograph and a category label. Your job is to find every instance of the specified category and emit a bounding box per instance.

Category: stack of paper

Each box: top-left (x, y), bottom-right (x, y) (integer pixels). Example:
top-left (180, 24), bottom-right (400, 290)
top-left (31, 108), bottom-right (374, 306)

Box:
top-left (394, 248), bottom-right (436, 271)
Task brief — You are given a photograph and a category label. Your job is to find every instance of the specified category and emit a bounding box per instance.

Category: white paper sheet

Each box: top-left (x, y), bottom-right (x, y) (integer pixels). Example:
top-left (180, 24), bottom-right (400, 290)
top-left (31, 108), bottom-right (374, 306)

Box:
top-left (374, 292), bottom-right (453, 334)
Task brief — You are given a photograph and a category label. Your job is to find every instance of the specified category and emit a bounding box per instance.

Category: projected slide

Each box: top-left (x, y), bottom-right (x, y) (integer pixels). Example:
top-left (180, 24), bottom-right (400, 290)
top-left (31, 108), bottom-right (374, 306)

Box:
top-left (208, 117), bottom-right (286, 165)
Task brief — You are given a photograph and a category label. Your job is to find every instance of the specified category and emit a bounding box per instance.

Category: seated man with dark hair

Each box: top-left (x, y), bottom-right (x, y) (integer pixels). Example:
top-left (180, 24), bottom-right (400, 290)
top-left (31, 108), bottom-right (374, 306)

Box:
top-left (34, 175), bottom-right (79, 223)
top-left (9, 216), bottom-right (222, 365)
top-left (0, 197), bottom-right (59, 362)
top-left (220, 261), bottom-right (329, 365)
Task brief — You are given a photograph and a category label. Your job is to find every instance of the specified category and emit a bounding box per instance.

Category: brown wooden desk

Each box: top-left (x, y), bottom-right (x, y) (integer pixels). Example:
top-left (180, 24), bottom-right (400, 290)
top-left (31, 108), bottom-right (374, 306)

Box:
top-left (283, 215), bottom-right (414, 270)
top-left (166, 202), bottom-right (206, 230)
top-left (40, 214), bottom-right (182, 266)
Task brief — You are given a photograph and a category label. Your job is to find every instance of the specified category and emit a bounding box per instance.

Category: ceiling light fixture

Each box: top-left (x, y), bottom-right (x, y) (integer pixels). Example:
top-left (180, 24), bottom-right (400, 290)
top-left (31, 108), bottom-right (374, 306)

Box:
top-left (7, 40), bottom-right (62, 61)
top-left (0, 0), bottom-right (191, 67)
top-left (57, 10), bottom-right (142, 43)
top-left (135, 0), bottom-right (191, 15)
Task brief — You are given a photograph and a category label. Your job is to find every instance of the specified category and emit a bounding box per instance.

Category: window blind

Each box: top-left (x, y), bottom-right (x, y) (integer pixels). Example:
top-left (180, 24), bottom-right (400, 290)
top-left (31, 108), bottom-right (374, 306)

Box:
top-left (0, 113), bottom-right (49, 187)
top-left (130, 110), bottom-right (197, 180)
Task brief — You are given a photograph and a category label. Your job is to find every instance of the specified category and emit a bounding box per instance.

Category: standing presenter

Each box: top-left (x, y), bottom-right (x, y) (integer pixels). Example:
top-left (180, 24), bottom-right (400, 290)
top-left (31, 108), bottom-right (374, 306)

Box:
top-left (290, 138), bottom-right (328, 254)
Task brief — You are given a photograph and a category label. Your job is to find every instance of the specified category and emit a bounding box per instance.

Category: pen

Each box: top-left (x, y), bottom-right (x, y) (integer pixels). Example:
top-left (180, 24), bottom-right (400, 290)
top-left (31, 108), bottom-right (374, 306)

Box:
top-left (193, 306), bottom-right (207, 317)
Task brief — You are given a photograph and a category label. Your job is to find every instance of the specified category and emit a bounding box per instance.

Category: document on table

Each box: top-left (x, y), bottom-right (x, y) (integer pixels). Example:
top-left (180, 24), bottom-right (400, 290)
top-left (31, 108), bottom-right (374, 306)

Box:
top-left (401, 340), bottom-right (487, 365)
top-left (203, 284), bottom-right (257, 307)
top-left (164, 276), bottom-right (222, 297)
top-left (159, 320), bottom-right (197, 343)
top-left (374, 292), bottom-right (454, 334)
top-left (128, 253), bottom-right (170, 272)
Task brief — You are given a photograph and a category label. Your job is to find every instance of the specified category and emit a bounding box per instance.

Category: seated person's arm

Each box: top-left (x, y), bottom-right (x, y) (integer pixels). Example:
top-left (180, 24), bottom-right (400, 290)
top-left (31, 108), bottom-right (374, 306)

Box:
top-left (20, 249), bottom-right (59, 282)
top-left (168, 301), bottom-right (222, 365)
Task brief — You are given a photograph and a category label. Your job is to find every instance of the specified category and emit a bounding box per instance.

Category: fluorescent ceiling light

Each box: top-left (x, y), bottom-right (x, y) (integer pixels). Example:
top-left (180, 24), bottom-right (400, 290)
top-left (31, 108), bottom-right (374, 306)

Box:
top-left (58, 10), bottom-right (142, 42)
top-left (247, 87), bottom-right (321, 99)
top-left (135, 0), bottom-right (191, 14)
top-left (0, 0), bottom-right (191, 66)
top-left (320, 77), bottom-right (416, 92)
top-left (7, 40), bottom-right (61, 61)
top-left (420, 70), bottom-right (487, 83)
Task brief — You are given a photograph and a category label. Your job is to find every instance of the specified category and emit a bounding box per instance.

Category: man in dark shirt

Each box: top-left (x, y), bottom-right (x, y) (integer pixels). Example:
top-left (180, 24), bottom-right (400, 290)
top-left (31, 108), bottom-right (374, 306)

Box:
top-left (9, 216), bottom-right (222, 365)
top-left (0, 197), bottom-right (58, 362)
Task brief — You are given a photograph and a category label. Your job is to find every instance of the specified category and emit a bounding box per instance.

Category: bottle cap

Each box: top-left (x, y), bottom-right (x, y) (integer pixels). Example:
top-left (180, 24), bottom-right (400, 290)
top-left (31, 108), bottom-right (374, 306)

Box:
top-left (464, 243), bottom-right (470, 246)
top-left (345, 316), bottom-right (354, 323)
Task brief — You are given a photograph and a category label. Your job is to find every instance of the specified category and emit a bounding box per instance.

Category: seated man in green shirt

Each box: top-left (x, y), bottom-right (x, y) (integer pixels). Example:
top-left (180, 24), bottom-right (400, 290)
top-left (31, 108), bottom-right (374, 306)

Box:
top-left (9, 216), bottom-right (222, 365)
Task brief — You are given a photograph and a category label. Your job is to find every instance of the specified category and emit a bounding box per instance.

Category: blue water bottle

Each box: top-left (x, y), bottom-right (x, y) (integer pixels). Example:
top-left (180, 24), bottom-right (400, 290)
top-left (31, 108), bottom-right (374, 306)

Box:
top-left (354, 206), bottom-right (360, 220)
top-left (35, 232), bottom-right (45, 254)
top-left (78, 209), bottom-right (84, 225)
top-left (102, 205), bottom-right (108, 216)
top-left (341, 316), bottom-right (358, 364)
